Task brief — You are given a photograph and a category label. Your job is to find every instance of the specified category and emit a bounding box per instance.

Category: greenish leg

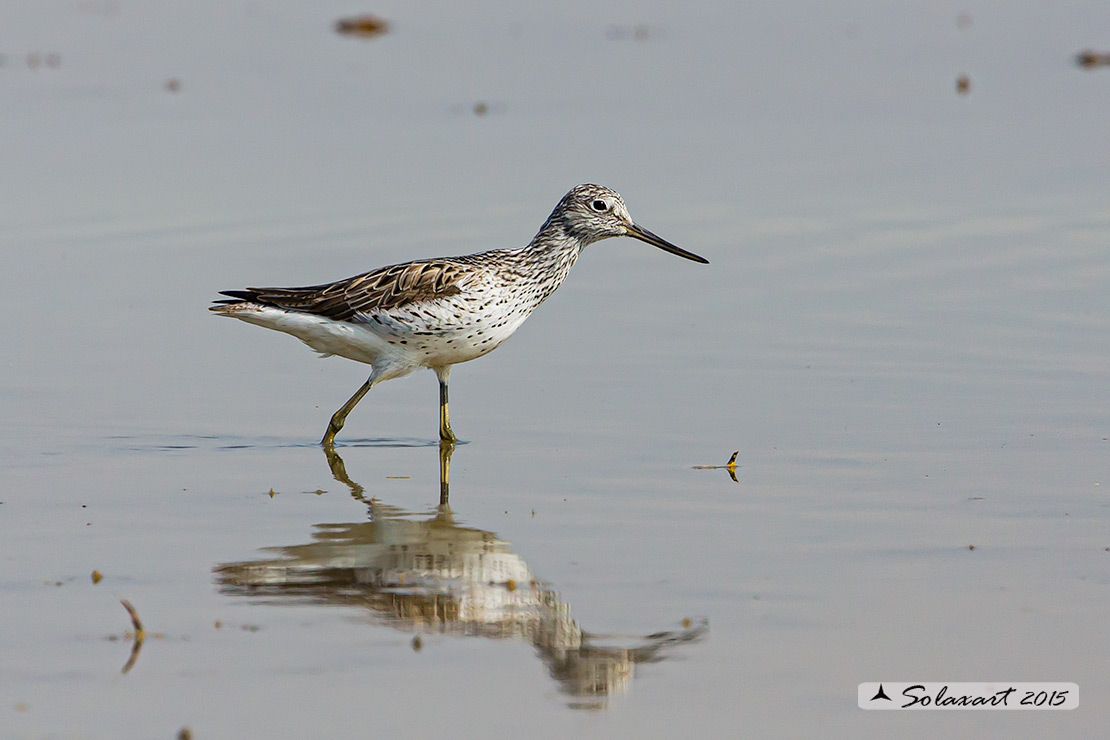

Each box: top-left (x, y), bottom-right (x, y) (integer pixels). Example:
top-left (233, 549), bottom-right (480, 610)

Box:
top-left (321, 378), bottom-right (373, 447)
top-left (436, 366), bottom-right (457, 443)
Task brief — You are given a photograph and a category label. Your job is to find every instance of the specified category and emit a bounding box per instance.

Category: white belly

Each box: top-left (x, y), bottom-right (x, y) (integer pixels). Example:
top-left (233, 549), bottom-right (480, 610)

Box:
top-left (220, 294), bottom-right (533, 379)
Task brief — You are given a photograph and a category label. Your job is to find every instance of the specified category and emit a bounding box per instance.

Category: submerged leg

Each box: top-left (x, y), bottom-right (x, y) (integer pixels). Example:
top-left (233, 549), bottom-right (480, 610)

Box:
top-left (321, 377), bottom-right (374, 447)
top-left (435, 366), bottom-right (457, 443)
top-left (438, 438), bottom-right (455, 506)
top-left (323, 443), bottom-right (366, 501)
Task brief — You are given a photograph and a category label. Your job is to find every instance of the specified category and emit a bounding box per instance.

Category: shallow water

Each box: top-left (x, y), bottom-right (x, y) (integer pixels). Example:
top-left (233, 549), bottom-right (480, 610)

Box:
top-left (2, 1), bottom-right (1109, 738)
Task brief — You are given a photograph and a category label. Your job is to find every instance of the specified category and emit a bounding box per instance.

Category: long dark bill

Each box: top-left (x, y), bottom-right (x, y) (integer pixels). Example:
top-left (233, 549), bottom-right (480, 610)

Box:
top-left (626, 223), bottom-right (709, 264)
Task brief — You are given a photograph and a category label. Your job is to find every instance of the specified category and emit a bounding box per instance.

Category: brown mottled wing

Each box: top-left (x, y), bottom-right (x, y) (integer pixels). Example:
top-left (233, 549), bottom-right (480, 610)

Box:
top-left (215, 260), bottom-right (470, 322)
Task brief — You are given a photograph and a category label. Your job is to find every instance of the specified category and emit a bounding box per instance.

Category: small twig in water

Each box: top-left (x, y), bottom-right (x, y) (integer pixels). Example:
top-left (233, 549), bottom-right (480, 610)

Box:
top-left (119, 599), bottom-right (145, 674)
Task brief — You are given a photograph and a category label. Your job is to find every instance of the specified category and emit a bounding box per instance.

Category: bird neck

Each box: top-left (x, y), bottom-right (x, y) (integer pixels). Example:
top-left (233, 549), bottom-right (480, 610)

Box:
top-left (515, 218), bottom-right (586, 303)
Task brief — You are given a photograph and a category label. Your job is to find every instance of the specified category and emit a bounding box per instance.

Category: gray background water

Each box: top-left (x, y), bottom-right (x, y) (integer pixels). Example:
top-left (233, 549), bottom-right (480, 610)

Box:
top-left (2, 1), bottom-right (1107, 737)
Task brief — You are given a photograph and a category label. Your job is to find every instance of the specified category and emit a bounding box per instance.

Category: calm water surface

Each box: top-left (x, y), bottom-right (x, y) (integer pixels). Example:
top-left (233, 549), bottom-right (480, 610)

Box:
top-left (2, 1), bottom-right (1108, 738)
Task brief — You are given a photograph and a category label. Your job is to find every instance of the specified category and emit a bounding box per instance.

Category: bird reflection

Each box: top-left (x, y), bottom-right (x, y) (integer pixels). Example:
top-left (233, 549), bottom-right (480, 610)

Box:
top-left (213, 441), bottom-right (706, 709)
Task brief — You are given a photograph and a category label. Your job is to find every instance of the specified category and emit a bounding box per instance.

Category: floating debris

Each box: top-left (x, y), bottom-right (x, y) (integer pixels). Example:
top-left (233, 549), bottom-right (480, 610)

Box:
top-left (119, 599), bottom-right (145, 674)
top-left (178, 727), bottom-right (193, 740)
top-left (606, 24), bottom-right (658, 41)
top-left (449, 101), bottom-right (505, 117)
top-left (411, 635), bottom-right (423, 651)
top-left (692, 451), bottom-right (740, 482)
top-left (91, 570), bottom-right (103, 584)
top-left (164, 78), bottom-right (181, 93)
top-left (121, 599), bottom-right (144, 638)
top-left (955, 12), bottom-right (972, 30)
top-left (22, 52), bottom-right (61, 69)
top-left (335, 15), bottom-right (389, 39)
top-left (1076, 50), bottom-right (1110, 69)
top-left (956, 74), bottom-right (971, 95)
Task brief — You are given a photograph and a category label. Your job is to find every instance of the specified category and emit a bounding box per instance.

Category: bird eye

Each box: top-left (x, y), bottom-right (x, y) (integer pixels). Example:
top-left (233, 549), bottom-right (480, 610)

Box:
top-left (591, 199), bottom-right (608, 212)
